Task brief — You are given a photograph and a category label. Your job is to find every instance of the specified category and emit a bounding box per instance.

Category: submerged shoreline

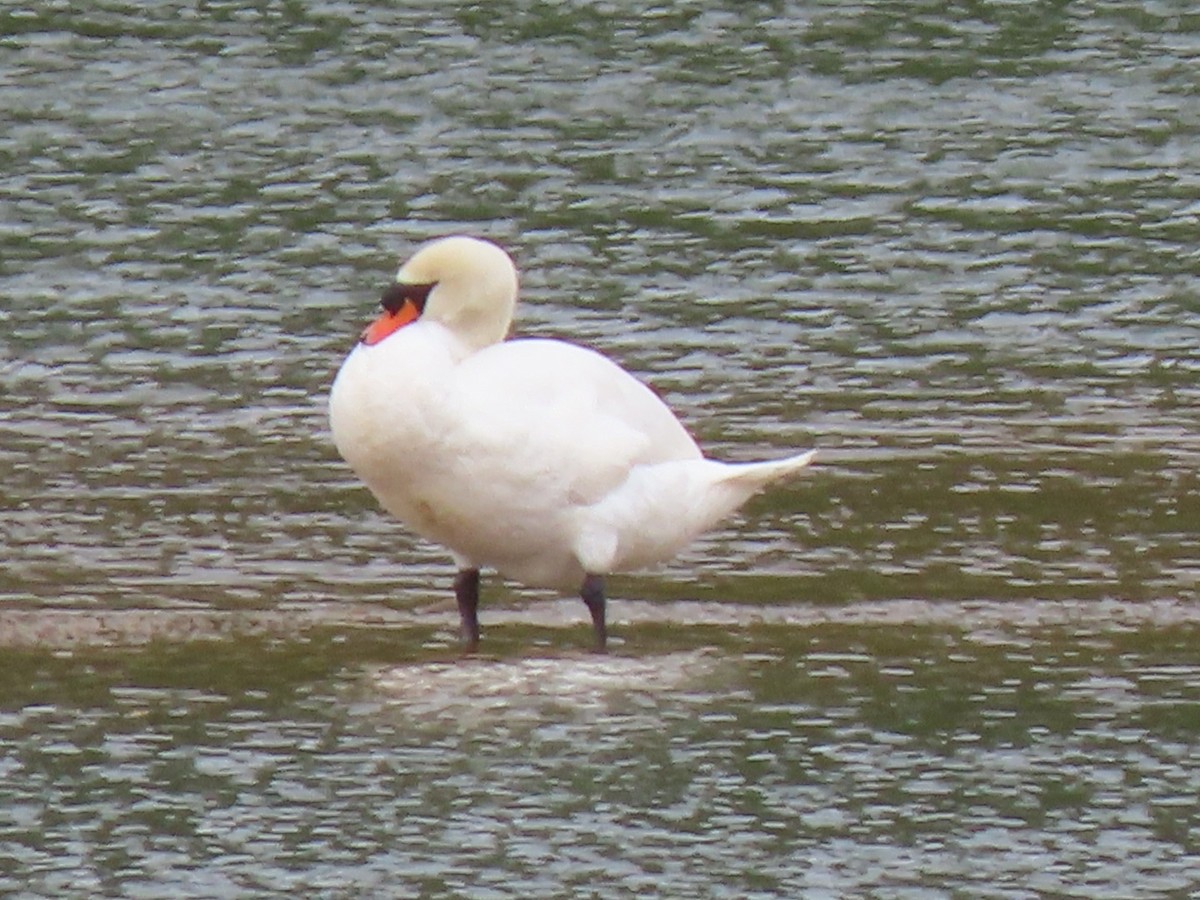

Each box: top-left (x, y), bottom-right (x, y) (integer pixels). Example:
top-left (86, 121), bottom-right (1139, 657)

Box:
top-left (2, 596), bottom-right (1196, 650)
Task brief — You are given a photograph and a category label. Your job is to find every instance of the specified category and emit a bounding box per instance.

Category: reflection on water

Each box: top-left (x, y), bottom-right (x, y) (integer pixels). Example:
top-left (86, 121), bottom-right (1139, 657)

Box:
top-left (2, 619), bottom-right (1199, 897)
top-left (2, 1), bottom-right (1199, 896)
top-left (371, 649), bottom-right (725, 721)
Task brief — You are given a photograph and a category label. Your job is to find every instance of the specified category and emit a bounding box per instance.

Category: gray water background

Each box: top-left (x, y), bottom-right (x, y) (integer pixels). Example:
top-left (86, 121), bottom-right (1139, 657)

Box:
top-left (1, 2), bottom-right (1199, 897)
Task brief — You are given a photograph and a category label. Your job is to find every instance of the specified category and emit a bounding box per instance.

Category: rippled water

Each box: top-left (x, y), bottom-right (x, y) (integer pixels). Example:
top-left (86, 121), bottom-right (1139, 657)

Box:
top-left (2, 2), bottom-right (1199, 896)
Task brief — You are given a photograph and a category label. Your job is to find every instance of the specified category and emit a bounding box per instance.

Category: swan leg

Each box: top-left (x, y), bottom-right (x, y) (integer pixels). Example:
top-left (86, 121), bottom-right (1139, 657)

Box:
top-left (454, 568), bottom-right (481, 652)
top-left (580, 573), bottom-right (607, 651)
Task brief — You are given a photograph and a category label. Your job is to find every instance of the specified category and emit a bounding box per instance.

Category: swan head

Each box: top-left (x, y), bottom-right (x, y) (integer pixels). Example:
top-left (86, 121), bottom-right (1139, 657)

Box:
top-left (361, 235), bottom-right (518, 353)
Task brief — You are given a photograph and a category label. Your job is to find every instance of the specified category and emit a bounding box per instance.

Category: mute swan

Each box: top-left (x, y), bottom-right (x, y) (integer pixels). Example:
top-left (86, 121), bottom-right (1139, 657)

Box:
top-left (329, 236), bottom-right (814, 650)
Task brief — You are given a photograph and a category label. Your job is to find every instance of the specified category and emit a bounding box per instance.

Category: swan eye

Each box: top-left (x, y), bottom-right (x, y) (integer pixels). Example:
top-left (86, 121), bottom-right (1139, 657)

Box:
top-left (381, 281), bottom-right (435, 315)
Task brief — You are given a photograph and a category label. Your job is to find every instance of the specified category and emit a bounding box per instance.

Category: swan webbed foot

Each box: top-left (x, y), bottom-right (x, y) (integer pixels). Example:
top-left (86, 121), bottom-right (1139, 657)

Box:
top-left (580, 573), bottom-right (607, 652)
top-left (454, 567), bottom-right (482, 653)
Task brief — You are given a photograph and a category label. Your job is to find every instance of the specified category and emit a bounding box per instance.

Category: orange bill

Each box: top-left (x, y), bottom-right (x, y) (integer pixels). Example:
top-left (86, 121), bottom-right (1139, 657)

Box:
top-left (361, 298), bottom-right (421, 345)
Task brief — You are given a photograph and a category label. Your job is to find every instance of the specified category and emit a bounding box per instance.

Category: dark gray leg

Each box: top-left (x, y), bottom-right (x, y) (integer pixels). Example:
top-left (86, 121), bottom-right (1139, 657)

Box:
top-left (454, 568), bottom-right (481, 652)
top-left (580, 573), bottom-right (607, 651)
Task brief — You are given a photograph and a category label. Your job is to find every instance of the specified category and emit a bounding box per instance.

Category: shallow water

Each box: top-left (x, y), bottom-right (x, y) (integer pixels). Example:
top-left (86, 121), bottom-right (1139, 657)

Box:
top-left (1, 1), bottom-right (1198, 896)
top-left (3, 621), bottom-right (1200, 897)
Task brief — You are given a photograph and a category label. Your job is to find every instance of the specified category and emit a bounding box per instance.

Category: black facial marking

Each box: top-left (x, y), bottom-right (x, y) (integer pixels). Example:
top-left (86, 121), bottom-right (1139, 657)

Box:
top-left (381, 281), bottom-right (435, 314)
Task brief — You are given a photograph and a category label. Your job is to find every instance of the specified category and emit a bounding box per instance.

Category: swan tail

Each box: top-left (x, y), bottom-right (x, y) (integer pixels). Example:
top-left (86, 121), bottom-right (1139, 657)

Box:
top-left (686, 448), bottom-right (817, 537)
top-left (573, 450), bottom-right (816, 575)
top-left (716, 449), bottom-right (817, 491)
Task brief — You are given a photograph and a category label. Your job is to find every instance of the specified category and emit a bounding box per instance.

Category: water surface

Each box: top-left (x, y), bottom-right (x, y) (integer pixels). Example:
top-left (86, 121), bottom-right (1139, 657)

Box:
top-left (1, 2), bottom-right (1198, 896)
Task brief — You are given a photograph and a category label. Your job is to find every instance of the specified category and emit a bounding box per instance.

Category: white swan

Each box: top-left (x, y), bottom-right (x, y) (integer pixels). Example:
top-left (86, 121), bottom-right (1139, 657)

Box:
top-left (329, 236), bottom-right (815, 650)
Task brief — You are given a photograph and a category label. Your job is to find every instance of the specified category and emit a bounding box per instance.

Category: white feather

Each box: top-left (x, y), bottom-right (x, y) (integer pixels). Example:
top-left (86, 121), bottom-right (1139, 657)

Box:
top-left (329, 236), bottom-right (815, 591)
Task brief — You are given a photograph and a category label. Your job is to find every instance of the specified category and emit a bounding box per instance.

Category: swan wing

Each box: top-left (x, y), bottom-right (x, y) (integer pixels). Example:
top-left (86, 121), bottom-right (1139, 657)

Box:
top-left (446, 338), bottom-right (701, 506)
